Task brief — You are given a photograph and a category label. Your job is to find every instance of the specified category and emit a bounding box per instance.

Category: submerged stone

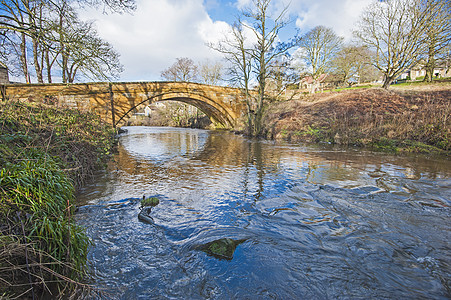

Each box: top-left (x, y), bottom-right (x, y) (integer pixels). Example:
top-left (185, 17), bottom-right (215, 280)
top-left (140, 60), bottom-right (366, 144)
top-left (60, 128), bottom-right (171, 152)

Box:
top-left (199, 238), bottom-right (246, 260)
top-left (138, 207), bottom-right (154, 224)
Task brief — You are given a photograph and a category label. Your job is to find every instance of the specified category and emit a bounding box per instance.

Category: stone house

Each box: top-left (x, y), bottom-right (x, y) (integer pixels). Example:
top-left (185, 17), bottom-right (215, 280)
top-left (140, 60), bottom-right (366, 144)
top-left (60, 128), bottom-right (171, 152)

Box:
top-left (299, 74), bottom-right (329, 93)
top-left (0, 62), bottom-right (9, 84)
top-left (398, 60), bottom-right (450, 81)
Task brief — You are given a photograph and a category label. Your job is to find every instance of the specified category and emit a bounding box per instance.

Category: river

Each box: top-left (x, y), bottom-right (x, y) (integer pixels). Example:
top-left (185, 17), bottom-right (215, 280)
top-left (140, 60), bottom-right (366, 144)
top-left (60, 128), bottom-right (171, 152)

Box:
top-left (76, 126), bottom-right (450, 299)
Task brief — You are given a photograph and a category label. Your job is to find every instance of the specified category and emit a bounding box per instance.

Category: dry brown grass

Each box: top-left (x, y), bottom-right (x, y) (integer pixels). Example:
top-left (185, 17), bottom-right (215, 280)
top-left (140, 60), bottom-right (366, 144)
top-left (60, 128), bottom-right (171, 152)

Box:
top-left (264, 86), bottom-right (451, 153)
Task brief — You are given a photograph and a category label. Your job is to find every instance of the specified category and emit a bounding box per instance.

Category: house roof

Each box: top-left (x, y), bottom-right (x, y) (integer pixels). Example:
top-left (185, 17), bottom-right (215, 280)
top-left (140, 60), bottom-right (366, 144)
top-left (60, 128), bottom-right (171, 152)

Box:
top-left (0, 61), bottom-right (7, 69)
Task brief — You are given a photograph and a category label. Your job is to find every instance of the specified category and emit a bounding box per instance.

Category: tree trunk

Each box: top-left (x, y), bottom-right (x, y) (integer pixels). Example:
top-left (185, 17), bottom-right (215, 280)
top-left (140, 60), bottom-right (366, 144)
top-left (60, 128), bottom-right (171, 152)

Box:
top-left (424, 68), bottom-right (434, 82)
top-left (423, 51), bottom-right (435, 83)
top-left (30, 3), bottom-right (44, 84)
top-left (59, 11), bottom-right (68, 83)
top-left (382, 76), bottom-right (393, 89)
top-left (61, 51), bottom-right (68, 83)
top-left (32, 37), bottom-right (44, 83)
top-left (20, 33), bottom-right (31, 83)
top-left (45, 50), bottom-right (52, 83)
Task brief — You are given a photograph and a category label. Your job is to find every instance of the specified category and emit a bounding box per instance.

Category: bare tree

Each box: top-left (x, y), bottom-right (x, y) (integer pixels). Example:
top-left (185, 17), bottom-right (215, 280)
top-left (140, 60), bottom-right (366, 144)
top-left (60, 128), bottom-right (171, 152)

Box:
top-left (198, 59), bottom-right (222, 85)
top-left (294, 25), bottom-right (343, 91)
top-left (71, 0), bottom-right (135, 13)
top-left (211, 0), bottom-right (298, 136)
top-left (209, 21), bottom-right (252, 93)
top-left (0, 0), bottom-right (34, 82)
top-left (161, 57), bottom-right (198, 82)
top-left (159, 58), bottom-right (201, 126)
top-left (421, 0), bottom-right (451, 82)
top-left (331, 45), bottom-right (380, 86)
top-left (55, 12), bottom-right (122, 83)
top-left (354, 0), bottom-right (431, 88)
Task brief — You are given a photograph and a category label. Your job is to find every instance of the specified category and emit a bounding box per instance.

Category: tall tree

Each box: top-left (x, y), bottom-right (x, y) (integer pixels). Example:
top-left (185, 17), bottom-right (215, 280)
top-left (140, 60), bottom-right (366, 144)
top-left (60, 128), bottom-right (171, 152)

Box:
top-left (421, 0), bottom-right (451, 82)
top-left (331, 45), bottom-right (379, 86)
top-left (211, 0), bottom-right (297, 136)
top-left (54, 7), bottom-right (122, 83)
top-left (161, 57), bottom-right (198, 82)
top-left (354, 0), bottom-right (431, 88)
top-left (294, 25), bottom-right (343, 91)
top-left (210, 21), bottom-right (252, 94)
top-left (0, 0), bottom-right (34, 82)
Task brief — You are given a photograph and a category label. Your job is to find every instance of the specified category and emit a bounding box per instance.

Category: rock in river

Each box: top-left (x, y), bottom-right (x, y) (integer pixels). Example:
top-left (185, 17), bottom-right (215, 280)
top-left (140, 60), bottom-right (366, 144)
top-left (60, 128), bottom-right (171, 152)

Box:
top-left (138, 196), bottom-right (160, 224)
top-left (198, 238), bottom-right (246, 260)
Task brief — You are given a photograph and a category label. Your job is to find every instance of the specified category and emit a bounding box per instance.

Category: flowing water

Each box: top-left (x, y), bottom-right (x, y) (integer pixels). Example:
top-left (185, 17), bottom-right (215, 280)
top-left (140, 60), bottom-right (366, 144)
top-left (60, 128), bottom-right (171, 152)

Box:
top-left (76, 126), bottom-right (451, 299)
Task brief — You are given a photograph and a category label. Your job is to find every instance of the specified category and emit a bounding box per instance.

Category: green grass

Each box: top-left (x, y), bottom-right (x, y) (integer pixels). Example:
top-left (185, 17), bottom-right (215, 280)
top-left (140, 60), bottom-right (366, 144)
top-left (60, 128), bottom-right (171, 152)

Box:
top-left (332, 84), bottom-right (376, 92)
top-left (392, 77), bottom-right (451, 87)
top-left (0, 100), bottom-right (116, 298)
top-left (369, 138), bottom-right (446, 154)
top-left (322, 84), bottom-right (377, 93)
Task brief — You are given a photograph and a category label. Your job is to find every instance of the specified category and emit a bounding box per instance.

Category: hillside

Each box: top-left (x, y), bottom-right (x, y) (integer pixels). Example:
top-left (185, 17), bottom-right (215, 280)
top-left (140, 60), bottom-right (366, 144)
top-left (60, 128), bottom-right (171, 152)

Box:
top-left (264, 83), bottom-right (450, 154)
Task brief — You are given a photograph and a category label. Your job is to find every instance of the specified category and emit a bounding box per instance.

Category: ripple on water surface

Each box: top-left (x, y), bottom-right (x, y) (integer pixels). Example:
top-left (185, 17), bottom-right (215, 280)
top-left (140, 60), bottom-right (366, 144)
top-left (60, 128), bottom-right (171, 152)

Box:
top-left (76, 126), bottom-right (451, 299)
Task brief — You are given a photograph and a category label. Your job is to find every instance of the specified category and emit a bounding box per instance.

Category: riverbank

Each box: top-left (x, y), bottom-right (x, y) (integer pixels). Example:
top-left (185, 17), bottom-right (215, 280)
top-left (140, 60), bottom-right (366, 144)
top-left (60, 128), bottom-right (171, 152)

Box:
top-left (263, 81), bottom-right (450, 154)
top-left (0, 100), bottom-right (116, 298)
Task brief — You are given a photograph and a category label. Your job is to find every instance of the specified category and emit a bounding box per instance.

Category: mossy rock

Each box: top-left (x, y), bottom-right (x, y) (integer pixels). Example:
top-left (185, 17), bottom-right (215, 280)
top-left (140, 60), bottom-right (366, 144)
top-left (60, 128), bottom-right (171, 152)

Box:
top-left (200, 238), bottom-right (246, 260)
top-left (141, 196), bottom-right (159, 207)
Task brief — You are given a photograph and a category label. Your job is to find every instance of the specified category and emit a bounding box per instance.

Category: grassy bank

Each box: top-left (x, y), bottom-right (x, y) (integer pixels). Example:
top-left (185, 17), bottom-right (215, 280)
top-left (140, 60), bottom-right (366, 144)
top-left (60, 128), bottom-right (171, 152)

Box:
top-left (264, 84), bottom-right (450, 154)
top-left (0, 100), bottom-right (116, 298)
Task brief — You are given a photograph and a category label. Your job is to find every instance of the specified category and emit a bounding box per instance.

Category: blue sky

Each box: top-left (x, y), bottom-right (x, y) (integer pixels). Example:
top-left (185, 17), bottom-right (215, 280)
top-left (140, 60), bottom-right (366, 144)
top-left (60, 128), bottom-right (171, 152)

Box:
top-left (79, 0), bottom-right (374, 82)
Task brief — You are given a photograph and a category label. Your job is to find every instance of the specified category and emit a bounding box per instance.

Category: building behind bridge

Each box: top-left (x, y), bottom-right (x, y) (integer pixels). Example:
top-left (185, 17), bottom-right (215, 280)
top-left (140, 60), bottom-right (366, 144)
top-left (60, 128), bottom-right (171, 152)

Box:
top-left (0, 62), bottom-right (9, 84)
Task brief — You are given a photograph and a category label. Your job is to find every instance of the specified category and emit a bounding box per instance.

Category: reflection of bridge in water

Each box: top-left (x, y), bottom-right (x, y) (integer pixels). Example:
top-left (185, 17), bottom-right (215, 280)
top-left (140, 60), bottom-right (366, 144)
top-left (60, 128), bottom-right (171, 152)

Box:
top-left (1, 82), bottom-right (247, 128)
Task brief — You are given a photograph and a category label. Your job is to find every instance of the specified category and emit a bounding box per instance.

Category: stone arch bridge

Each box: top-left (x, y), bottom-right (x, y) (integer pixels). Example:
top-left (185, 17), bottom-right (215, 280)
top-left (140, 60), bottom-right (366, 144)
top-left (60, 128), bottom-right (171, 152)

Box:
top-left (0, 82), bottom-right (247, 128)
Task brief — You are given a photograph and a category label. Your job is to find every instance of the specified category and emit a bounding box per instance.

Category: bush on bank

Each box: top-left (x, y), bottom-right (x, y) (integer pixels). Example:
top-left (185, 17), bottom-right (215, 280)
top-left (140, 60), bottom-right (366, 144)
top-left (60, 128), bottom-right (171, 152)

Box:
top-left (0, 100), bottom-right (115, 298)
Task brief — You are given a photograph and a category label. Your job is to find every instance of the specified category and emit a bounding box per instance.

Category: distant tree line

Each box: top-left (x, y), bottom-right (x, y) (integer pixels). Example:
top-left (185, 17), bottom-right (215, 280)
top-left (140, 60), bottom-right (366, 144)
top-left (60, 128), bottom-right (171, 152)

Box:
top-left (0, 0), bottom-right (131, 83)
top-left (160, 57), bottom-right (223, 86)
top-left (295, 0), bottom-right (450, 89)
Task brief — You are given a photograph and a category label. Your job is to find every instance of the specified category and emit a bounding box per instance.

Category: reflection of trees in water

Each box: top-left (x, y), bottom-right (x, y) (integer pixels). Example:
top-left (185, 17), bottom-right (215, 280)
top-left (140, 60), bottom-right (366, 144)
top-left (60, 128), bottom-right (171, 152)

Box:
top-left (242, 141), bottom-right (265, 203)
top-left (112, 130), bottom-right (450, 196)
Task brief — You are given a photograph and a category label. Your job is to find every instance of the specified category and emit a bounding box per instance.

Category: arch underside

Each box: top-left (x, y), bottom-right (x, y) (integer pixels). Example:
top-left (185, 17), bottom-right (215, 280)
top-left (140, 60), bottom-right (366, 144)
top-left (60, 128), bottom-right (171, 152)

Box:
top-left (115, 92), bottom-right (235, 128)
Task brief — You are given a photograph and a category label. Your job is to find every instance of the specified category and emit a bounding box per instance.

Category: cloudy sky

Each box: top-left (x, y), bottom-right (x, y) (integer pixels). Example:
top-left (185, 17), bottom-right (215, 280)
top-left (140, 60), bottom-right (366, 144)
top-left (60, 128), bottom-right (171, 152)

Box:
top-left (79, 0), bottom-right (374, 82)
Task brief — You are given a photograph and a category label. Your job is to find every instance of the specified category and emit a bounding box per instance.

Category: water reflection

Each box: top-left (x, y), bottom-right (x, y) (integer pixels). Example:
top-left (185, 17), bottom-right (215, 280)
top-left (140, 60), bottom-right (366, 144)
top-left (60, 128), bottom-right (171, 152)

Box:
top-left (76, 127), bottom-right (451, 299)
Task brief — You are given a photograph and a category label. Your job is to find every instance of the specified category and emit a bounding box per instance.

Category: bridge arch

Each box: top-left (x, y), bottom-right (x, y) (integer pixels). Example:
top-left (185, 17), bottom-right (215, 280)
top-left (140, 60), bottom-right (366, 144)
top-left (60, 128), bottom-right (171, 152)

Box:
top-left (115, 91), bottom-right (236, 127)
top-left (1, 81), bottom-right (246, 129)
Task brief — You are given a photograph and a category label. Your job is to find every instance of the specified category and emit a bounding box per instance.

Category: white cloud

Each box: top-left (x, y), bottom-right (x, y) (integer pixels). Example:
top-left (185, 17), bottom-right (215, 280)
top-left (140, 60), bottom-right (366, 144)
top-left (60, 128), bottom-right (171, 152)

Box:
top-left (80, 0), bottom-right (228, 81)
top-left (78, 0), bottom-right (373, 82)
top-left (198, 20), bottom-right (231, 45)
top-left (289, 0), bottom-right (373, 40)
